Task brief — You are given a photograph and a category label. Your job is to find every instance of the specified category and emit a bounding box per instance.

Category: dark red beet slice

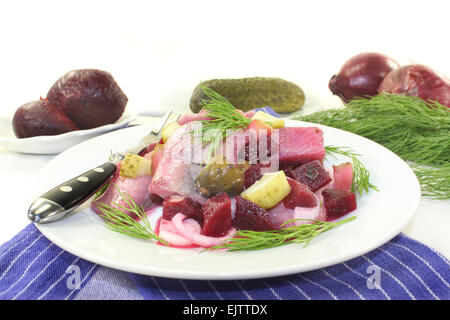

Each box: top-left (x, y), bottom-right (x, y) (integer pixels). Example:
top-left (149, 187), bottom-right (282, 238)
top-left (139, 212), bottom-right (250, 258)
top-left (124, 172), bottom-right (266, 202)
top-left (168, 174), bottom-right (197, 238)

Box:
top-left (201, 193), bottom-right (232, 237)
top-left (290, 160), bottom-right (332, 192)
top-left (283, 178), bottom-right (317, 209)
top-left (232, 196), bottom-right (276, 231)
top-left (12, 99), bottom-right (79, 138)
top-left (162, 196), bottom-right (203, 225)
top-left (149, 193), bottom-right (164, 205)
top-left (244, 130), bottom-right (273, 163)
top-left (243, 163), bottom-right (270, 189)
top-left (322, 188), bottom-right (357, 220)
top-left (282, 166), bottom-right (295, 179)
top-left (47, 69), bottom-right (128, 129)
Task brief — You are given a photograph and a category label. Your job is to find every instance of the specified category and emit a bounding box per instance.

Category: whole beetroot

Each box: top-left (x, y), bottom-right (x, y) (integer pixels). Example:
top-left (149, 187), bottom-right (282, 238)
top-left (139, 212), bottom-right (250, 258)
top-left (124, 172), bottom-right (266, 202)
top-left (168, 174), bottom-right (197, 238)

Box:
top-left (13, 99), bottom-right (78, 138)
top-left (329, 52), bottom-right (399, 103)
top-left (379, 64), bottom-right (450, 108)
top-left (47, 69), bottom-right (128, 129)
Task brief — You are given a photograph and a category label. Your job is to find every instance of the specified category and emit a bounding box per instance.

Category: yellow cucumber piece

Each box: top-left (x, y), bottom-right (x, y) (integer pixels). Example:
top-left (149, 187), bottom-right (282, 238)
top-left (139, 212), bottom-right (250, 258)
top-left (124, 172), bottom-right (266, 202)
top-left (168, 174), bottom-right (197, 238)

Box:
top-left (241, 170), bottom-right (291, 209)
top-left (119, 153), bottom-right (152, 178)
top-left (251, 111), bottom-right (285, 128)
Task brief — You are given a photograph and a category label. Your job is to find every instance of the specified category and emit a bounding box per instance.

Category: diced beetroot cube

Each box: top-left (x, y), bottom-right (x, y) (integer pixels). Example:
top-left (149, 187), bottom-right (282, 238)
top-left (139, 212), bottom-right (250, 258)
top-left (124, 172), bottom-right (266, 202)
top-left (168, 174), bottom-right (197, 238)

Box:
top-left (283, 178), bottom-right (317, 209)
top-left (333, 162), bottom-right (353, 191)
top-left (243, 163), bottom-right (270, 189)
top-left (232, 196), bottom-right (276, 231)
top-left (162, 196), bottom-right (203, 225)
top-left (244, 130), bottom-right (272, 163)
top-left (243, 164), bottom-right (261, 189)
top-left (150, 193), bottom-right (164, 205)
top-left (282, 166), bottom-right (295, 178)
top-left (322, 188), bottom-right (357, 220)
top-left (201, 193), bottom-right (232, 237)
top-left (290, 160), bottom-right (332, 192)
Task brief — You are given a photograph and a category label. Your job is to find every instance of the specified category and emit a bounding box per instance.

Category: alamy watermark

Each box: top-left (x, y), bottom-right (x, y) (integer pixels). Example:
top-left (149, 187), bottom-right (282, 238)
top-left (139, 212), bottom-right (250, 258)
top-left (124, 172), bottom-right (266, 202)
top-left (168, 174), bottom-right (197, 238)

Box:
top-left (366, 265), bottom-right (381, 290)
top-left (170, 122), bottom-right (280, 172)
top-left (65, 264), bottom-right (81, 290)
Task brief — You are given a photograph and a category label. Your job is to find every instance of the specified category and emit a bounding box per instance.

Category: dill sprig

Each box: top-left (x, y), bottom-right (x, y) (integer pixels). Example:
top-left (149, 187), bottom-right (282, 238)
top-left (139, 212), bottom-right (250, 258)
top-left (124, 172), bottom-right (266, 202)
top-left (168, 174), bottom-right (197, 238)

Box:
top-left (325, 145), bottom-right (378, 195)
top-left (295, 93), bottom-right (450, 199)
top-left (95, 185), bottom-right (167, 244)
top-left (206, 216), bottom-right (356, 252)
top-left (195, 86), bottom-right (251, 162)
top-left (412, 164), bottom-right (450, 200)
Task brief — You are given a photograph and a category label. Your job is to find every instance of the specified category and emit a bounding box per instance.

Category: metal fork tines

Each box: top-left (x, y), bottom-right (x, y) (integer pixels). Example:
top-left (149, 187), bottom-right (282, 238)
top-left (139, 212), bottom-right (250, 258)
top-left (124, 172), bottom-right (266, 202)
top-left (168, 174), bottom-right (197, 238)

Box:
top-left (112, 110), bottom-right (179, 160)
top-left (141, 110), bottom-right (180, 145)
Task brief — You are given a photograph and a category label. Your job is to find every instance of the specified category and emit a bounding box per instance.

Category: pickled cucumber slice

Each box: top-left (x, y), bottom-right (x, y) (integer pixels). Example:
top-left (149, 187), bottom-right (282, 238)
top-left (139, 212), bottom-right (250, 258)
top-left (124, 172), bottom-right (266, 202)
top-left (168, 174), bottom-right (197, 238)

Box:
top-left (251, 111), bottom-right (285, 128)
top-left (119, 153), bottom-right (152, 178)
top-left (161, 122), bottom-right (181, 143)
top-left (195, 156), bottom-right (249, 197)
top-left (241, 171), bottom-right (291, 209)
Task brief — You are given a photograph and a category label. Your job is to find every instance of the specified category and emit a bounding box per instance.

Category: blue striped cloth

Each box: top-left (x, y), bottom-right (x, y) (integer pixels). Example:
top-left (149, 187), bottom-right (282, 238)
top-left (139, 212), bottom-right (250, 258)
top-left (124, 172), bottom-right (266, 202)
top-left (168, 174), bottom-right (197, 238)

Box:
top-left (0, 223), bottom-right (449, 300)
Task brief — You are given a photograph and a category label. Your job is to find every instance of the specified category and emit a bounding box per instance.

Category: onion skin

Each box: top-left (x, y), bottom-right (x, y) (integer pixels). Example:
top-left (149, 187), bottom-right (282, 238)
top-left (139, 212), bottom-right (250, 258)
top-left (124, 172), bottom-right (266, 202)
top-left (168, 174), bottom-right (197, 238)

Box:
top-left (379, 64), bottom-right (450, 108)
top-left (329, 52), bottom-right (399, 103)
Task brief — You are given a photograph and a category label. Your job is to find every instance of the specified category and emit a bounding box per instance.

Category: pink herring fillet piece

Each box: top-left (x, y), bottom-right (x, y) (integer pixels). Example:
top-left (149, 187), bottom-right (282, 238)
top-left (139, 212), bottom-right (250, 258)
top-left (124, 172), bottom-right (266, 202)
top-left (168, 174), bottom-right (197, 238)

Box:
top-left (149, 122), bottom-right (207, 204)
top-left (91, 175), bottom-right (154, 217)
top-left (274, 127), bottom-right (325, 167)
top-left (177, 109), bottom-right (212, 125)
top-left (333, 162), bottom-right (353, 191)
top-left (219, 128), bottom-right (253, 165)
top-left (177, 109), bottom-right (254, 126)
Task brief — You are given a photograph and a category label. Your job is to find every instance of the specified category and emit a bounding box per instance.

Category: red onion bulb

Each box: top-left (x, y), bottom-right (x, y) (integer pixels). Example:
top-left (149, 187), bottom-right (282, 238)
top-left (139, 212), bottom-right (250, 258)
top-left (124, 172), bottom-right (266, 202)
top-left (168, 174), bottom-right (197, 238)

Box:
top-left (379, 64), bottom-right (450, 108)
top-left (329, 52), bottom-right (399, 103)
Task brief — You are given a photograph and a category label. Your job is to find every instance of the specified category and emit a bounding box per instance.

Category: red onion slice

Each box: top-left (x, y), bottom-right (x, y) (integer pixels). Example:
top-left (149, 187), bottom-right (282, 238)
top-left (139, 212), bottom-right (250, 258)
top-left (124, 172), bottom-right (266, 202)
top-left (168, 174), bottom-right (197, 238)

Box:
top-left (172, 213), bottom-right (236, 248)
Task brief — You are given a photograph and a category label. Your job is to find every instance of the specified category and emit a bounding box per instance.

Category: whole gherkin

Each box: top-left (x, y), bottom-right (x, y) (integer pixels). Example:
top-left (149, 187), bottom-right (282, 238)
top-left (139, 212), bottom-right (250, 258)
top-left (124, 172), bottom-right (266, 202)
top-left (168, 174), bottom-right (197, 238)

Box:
top-left (189, 77), bottom-right (305, 113)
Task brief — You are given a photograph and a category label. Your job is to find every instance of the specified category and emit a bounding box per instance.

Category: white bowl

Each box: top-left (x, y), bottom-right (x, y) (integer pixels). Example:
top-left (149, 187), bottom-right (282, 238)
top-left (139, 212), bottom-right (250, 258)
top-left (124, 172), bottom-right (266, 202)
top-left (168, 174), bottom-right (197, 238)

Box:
top-left (0, 109), bottom-right (138, 155)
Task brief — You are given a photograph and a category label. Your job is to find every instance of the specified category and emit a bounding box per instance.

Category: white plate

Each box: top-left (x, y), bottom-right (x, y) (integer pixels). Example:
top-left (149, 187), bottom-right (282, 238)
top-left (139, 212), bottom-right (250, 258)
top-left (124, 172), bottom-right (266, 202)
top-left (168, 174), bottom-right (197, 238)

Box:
top-left (0, 109), bottom-right (138, 155)
top-left (33, 119), bottom-right (421, 280)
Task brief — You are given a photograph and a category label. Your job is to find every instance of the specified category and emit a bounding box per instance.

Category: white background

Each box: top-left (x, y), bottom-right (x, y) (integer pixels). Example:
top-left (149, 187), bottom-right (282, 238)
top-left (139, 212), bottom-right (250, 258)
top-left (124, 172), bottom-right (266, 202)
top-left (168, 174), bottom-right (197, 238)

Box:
top-left (0, 1), bottom-right (449, 256)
